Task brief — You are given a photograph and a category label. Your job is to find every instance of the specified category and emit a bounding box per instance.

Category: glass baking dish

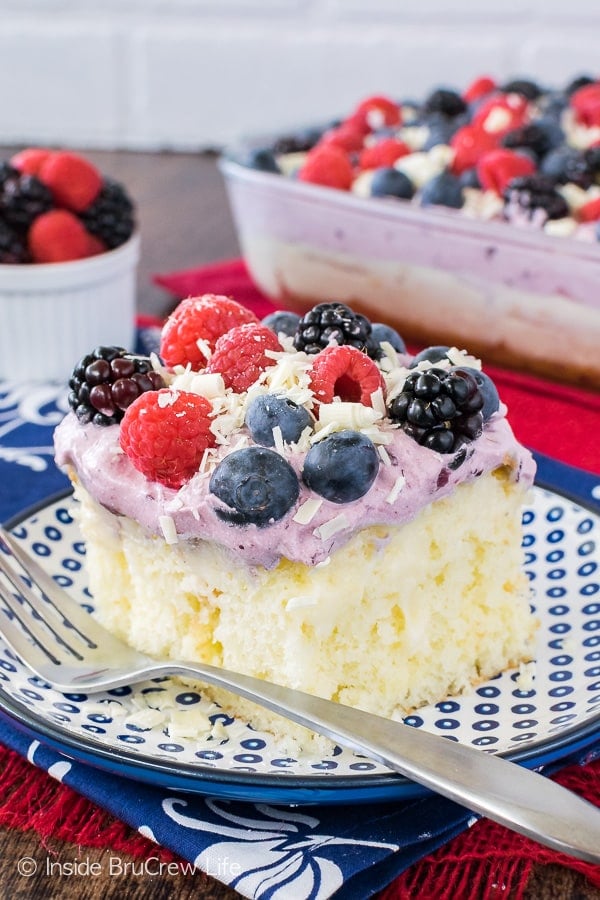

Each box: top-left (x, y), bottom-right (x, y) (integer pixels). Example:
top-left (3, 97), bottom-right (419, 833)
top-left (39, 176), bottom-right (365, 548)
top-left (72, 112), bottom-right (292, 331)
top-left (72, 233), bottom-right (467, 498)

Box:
top-left (219, 156), bottom-right (600, 389)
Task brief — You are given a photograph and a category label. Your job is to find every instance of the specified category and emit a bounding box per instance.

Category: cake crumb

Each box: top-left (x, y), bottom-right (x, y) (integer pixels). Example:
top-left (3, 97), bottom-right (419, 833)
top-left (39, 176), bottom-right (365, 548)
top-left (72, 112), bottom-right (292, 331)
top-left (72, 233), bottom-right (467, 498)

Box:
top-left (125, 707), bottom-right (167, 730)
top-left (168, 709), bottom-right (212, 739)
top-left (285, 595), bottom-right (318, 611)
top-left (514, 661), bottom-right (536, 690)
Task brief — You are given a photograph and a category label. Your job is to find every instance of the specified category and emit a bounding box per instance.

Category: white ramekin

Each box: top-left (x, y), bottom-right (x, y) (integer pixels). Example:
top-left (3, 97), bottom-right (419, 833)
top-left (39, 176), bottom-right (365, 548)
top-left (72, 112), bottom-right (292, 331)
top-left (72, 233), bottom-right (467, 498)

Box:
top-left (0, 233), bottom-right (140, 383)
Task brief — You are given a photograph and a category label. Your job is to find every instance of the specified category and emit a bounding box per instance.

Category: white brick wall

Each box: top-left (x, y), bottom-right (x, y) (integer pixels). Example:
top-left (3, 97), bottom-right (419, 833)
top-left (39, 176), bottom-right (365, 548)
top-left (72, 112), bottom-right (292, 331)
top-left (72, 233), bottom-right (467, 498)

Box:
top-left (1, 1), bottom-right (599, 151)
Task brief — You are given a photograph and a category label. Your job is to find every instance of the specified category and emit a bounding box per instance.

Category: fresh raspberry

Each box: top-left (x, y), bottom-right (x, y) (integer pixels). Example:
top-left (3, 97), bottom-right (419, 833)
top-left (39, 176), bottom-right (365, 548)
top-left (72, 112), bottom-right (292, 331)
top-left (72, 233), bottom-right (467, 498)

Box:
top-left (160, 295), bottom-right (259, 370)
top-left (476, 148), bottom-right (536, 195)
top-left (450, 125), bottom-right (500, 175)
top-left (205, 323), bottom-right (282, 392)
top-left (120, 389), bottom-right (216, 489)
top-left (298, 145), bottom-right (354, 190)
top-left (86, 234), bottom-right (107, 255)
top-left (28, 209), bottom-right (95, 263)
top-left (347, 95), bottom-right (402, 134)
top-left (308, 345), bottom-right (385, 407)
top-left (578, 196), bottom-right (600, 222)
top-left (359, 138), bottom-right (411, 171)
top-left (463, 76), bottom-right (497, 104)
top-left (570, 82), bottom-right (600, 127)
top-left (10, 147), bottom-right (53, 176)
top-left (471, 93), bottom-right (529, 136)
top-left (38, 151), bottom-right (102, 212)
top-left (319, 123), bottom-right (365, 153)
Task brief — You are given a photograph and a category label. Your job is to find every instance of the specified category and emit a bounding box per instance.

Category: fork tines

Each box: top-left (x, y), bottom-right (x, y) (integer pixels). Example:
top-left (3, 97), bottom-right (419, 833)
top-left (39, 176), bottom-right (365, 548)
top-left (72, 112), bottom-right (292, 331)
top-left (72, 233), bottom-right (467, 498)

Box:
top-left (0, 528), bottom-right (95, 667)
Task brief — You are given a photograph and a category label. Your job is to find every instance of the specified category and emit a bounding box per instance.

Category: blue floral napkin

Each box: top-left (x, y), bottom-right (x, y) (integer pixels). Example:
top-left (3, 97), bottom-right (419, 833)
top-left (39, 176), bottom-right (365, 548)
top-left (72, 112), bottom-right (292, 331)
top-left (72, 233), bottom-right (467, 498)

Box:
top-left (0, 323), bottom-right (599, 899)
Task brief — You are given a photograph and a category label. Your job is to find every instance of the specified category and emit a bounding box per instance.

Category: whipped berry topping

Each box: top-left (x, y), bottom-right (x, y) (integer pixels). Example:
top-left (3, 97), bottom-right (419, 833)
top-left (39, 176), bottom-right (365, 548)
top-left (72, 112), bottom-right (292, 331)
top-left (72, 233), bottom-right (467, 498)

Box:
top-left (54, 295), bottom-right (536, 569)
top-left (236, 75), bottom-right (600, 242)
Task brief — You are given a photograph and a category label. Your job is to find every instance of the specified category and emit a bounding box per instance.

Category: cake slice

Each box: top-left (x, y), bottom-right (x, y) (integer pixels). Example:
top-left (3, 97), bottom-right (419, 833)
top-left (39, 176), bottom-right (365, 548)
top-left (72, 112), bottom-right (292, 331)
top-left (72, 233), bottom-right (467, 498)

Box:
top-left (55, 295), bottom-right (537, 748)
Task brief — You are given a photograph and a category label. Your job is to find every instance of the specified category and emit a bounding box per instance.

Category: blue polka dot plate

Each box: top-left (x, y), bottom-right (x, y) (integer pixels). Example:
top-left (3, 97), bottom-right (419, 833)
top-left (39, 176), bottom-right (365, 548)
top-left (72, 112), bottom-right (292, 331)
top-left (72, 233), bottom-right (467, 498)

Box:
top-left (0, 453), bottom-right (599, 805)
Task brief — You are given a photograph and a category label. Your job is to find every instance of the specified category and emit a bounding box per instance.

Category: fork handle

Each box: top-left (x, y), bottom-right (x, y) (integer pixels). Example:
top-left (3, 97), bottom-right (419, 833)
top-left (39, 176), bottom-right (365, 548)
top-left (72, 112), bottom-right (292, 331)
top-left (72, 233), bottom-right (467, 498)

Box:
top-left (153, 660), bottom-right (600, 863)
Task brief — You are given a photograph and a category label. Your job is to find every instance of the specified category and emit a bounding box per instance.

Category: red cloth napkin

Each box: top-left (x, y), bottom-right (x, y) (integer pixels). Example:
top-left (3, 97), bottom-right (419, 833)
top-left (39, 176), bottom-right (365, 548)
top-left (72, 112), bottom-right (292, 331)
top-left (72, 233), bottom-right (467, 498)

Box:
top-left (155, 258), bottom-right (600, 476)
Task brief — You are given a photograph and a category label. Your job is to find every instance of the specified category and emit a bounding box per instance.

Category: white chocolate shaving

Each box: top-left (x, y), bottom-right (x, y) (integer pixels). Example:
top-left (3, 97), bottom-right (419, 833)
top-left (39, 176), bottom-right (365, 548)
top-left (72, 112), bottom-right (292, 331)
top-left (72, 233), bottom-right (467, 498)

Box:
top-left (314, 513), bottom-right (350, 541)
top-left (159, 515), bottom-right (179, 545)
top-left (386, 473), bottom-right (406, 504)
top-left (293, 497), bottom-right (323, 524)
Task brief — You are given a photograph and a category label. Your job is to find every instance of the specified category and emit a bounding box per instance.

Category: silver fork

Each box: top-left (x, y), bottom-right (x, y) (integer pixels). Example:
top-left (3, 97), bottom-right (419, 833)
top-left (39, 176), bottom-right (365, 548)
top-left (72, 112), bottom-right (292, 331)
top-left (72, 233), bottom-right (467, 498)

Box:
top-left (1, 526), bottom-right (600, 863)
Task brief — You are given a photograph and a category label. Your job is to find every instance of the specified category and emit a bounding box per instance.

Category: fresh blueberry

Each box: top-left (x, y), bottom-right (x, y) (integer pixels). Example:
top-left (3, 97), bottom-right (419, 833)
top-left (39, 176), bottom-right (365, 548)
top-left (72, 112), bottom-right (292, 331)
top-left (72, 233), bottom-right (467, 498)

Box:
top-left (410, 345), bottom-right (451, 367)
top-left (262, 310), bottom-right (302, 338)
top-left (245, 395), bottom-right (312, 446)
top-left (452, 367), bottom-right (500, 421)
top-left (370, 322), bottom-right (406, 354)
top-left (209, 447), bottom-right (299, 526)
top-left (595, 220), bottom-right (600, 242)
top-left (540, 147), bottom-right (592, 188)
top-left (533, 117), bottom-right (565, 152)
top-left (241, 147), bottom-right (280, 174)
top-left (370, 167), bottom-right (415, 200)
top-left (420, 172), bottom-right (464, 209)
top-left (537, 92), bottom-right (568, 121)
top-left (459, 167), bottom-right (481, 189)
top-left (422, 121), bottom-right (456, 151)
top-left (302, 431), bottom-right (379, 503)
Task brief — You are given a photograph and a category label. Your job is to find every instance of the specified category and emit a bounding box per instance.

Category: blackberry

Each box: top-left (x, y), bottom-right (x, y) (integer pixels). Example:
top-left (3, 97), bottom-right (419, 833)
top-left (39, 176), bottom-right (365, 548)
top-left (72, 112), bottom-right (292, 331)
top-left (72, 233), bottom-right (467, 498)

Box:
top-left (0, 172), bottom-right (53, 232)
top-left (0, 220), bottom-right (30, 263)
top-left (293, 302), bottom-right (375, 357)
top-left (387, 367), bottom-right (484, 455)
top-left (566, 75), bottom-right (595, 96)
top-left (79, 178), bottom-right (135, 249)
top-left (68, 346), bottom-right (165, 426)
top-left (584, 146), bottom-right (600, 182)
top-left (0, 162), bottom-right (18, 188)
top-left (500, 78), bottom-right (542, 101)
top-left (501, 123), bottom-right (554, 160)
top-left (272, 127), bottom-right (323, 155)
top-left (503, 174), bottom-right (569, 221)
top-left (422, 88), bottom-right (467, 119)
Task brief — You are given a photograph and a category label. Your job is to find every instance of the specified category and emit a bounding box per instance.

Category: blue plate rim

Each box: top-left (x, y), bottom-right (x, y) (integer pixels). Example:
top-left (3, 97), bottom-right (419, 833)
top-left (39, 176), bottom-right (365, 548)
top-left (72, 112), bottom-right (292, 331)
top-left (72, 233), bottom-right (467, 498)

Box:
top-left (0, 451), bottom-right (599, 804)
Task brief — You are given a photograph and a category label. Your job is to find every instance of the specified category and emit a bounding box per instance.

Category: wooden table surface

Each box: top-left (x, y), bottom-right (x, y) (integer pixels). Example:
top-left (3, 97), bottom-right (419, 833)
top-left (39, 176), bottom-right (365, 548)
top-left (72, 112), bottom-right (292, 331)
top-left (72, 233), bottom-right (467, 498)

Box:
top-left (0, 148), bottom-right (598, 900)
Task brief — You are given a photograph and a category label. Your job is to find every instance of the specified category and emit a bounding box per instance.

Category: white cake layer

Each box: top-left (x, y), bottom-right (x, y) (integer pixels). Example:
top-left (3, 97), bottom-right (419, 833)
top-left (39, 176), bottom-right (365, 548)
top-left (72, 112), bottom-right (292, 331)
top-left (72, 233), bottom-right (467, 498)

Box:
top-left (73, 465), bottom-right (536, 749)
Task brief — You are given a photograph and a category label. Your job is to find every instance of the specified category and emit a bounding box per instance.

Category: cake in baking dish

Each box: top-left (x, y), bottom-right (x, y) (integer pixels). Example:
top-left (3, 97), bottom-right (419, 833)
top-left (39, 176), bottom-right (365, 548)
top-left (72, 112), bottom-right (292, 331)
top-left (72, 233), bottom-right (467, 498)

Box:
top-left (225, 75), bottom-right (600, 389)
top-left (54, 293), bottom-right (537, 746)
